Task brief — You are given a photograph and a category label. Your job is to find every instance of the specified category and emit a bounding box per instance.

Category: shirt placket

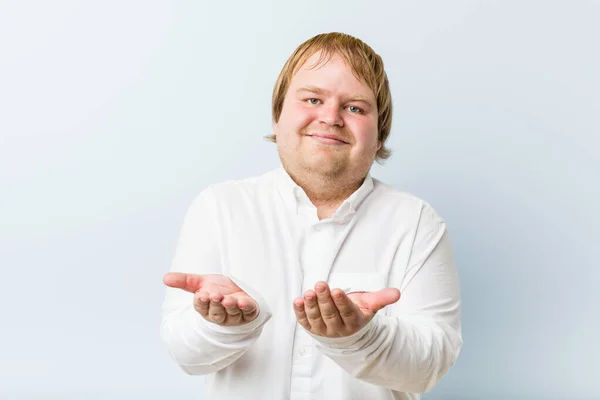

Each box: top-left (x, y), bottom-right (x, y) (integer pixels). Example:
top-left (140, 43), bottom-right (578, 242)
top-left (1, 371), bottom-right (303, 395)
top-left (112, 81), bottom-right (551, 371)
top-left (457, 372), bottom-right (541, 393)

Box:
top-left (290, 219), bottom-right (332, 400)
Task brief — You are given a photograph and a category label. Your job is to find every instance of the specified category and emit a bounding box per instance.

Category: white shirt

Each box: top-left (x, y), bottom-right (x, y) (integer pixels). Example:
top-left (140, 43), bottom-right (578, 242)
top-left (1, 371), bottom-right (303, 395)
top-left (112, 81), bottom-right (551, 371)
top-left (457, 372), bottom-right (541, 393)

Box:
top-left (160, 167), bottom-right (462, 400)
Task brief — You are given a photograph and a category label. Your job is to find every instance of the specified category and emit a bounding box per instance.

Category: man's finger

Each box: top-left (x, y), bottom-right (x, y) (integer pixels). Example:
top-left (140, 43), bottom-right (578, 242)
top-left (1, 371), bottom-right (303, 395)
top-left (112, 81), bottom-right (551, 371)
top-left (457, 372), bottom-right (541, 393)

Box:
top-left (222, 295), bottom-right (238, 310)
top-left (163, 272), bottom-right (204, 293)
top-left (237, 297), bottom-right (258, 316)
top-left (293, 297), bottom-right (311, 330)
top-left (358, 288), bottom-right (401, 312)
top-left (303, 290), bottom-right (326, 332)
top-left (331, 289), bottom-right (361, 327)
top-left (314, 282), bottom-right (343, 328)
top-left (194, 290), bottom-right (210, 317)
top-left (222, 296), bottom-right (243, 324)
top-left (208, 292), bottom-right (227, 324)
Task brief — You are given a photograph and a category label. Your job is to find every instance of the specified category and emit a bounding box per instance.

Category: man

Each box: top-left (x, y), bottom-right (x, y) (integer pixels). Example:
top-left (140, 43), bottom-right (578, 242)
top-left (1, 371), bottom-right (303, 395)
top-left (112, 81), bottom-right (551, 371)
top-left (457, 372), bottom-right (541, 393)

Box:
top-left (161, 32), bottom-right (462, 400)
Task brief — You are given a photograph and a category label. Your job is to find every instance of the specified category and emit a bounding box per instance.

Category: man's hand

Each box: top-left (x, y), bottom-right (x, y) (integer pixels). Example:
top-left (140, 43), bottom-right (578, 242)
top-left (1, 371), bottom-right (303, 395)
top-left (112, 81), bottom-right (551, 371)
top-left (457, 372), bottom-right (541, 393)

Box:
top-left (163, 272), bottom-right (259, 326)
top-left (292, 281), bottom-right (400, 338)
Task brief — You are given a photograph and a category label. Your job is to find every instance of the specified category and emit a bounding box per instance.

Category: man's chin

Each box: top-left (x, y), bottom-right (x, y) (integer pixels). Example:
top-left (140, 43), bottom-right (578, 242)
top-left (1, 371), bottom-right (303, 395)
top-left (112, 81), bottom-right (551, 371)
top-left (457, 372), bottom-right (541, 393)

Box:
top-left (304, 159), bottom-right (347, 177)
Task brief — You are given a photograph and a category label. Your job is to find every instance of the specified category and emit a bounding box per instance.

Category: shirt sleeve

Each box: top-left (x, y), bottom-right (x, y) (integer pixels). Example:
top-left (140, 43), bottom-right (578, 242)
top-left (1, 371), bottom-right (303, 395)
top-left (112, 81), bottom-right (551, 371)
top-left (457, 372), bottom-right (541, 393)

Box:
top-left (159, 187), bottom-right (272, 375)
top-left (310, 202), bottom-right (462, 393)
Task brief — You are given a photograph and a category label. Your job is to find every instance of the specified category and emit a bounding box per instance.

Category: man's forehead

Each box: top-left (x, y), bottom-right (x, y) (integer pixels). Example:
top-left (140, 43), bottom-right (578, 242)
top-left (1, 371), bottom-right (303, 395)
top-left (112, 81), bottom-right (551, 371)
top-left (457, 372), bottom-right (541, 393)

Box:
top-left (290, 52), bottom-right (375, 102)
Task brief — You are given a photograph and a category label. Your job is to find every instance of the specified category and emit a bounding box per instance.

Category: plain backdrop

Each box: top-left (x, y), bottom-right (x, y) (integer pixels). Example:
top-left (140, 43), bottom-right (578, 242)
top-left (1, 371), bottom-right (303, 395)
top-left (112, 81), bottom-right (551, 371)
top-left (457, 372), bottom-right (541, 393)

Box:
top-left (1, 1), bottom-right (598, 399)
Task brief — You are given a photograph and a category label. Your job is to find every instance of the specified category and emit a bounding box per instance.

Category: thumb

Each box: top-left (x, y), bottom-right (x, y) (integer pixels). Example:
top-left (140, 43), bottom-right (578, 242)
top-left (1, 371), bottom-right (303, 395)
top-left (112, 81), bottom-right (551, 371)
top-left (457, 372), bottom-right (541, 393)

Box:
top-left (162, 272), bottom-right (204, 293)
top-left (359, 288), bottom-right (401, 312)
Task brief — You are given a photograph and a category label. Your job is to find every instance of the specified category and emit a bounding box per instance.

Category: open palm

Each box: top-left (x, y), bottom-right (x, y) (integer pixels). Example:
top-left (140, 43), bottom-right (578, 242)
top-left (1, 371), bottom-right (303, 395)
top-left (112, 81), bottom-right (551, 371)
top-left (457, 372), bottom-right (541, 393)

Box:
top-left (163, 272), bottom-right (259, 326)
top-left (347, 289), bottom-right (401, 320)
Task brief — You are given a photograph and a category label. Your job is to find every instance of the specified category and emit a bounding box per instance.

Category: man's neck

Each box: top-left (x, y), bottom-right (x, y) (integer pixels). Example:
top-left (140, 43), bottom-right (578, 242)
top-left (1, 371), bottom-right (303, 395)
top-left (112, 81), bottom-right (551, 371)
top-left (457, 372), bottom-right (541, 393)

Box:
top-left (286, 169), bottom-right (365, 220)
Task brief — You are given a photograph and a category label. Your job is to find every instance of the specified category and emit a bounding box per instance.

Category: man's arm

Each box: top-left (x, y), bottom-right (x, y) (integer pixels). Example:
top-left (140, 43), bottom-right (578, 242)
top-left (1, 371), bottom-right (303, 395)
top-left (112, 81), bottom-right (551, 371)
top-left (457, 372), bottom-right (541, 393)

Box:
top-left (160, 188), bottom-right (272, 375)
top-left (297, 203), bottom-right (462, 393)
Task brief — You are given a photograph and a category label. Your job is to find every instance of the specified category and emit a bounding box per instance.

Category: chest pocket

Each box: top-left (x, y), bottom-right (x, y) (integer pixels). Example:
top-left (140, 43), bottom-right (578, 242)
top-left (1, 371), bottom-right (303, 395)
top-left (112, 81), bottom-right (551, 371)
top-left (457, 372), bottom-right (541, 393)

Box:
top-left (327, 273), bottom-right (387, 294)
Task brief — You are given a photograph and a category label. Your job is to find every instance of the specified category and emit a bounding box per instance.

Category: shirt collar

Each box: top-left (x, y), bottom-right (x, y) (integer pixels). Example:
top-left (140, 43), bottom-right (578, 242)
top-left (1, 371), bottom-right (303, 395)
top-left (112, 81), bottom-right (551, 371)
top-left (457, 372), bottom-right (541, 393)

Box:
top-left (275, 166), bottom-right (374, 222)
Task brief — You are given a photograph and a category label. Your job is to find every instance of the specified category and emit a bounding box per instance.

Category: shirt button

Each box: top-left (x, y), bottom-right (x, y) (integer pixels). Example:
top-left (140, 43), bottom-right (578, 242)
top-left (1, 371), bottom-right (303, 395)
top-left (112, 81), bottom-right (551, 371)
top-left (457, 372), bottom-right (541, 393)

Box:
top-left (297, 347), bottom-right (308, 356)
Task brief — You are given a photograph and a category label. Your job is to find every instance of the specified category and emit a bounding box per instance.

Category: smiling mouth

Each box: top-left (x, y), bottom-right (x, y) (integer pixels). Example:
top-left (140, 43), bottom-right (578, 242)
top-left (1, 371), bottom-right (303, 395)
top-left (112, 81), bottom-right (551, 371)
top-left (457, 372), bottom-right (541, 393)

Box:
top-left (307, 134), bottom-right (349, 144)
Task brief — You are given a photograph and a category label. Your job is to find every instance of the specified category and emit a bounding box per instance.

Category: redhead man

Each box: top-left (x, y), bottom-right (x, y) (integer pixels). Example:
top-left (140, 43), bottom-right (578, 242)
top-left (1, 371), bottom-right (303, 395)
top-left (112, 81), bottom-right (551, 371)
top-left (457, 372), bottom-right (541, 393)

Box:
top-left (161, 32), bottom-right (462, 400)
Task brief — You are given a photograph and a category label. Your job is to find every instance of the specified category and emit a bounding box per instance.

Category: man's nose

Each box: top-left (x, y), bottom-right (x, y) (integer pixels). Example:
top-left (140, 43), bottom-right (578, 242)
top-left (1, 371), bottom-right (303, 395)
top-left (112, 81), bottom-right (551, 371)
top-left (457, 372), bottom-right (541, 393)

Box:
top-left (318, 103), bottom-right (344, 127)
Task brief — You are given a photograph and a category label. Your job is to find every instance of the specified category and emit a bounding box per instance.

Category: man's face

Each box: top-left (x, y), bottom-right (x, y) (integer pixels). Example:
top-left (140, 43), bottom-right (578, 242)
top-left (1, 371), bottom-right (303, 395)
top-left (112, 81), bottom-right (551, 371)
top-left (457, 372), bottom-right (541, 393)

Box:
top-left (274, 51), bottom-right (380, 181)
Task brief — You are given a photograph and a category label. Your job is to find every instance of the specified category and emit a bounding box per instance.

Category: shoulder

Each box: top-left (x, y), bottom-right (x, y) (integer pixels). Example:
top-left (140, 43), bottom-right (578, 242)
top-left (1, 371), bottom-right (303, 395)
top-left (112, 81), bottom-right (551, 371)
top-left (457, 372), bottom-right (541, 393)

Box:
top-left (190, 169), bottom-right (279, 208)
top-left (368, 178), bottom-right (446, 231)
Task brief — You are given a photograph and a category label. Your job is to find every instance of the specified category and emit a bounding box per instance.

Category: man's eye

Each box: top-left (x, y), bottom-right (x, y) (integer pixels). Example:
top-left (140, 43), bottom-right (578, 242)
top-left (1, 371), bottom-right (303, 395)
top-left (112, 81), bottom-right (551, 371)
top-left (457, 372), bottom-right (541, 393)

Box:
top-left (348, 105), bottom-right (363, 114)
top-left (307, 98), bottom-right (320, 105)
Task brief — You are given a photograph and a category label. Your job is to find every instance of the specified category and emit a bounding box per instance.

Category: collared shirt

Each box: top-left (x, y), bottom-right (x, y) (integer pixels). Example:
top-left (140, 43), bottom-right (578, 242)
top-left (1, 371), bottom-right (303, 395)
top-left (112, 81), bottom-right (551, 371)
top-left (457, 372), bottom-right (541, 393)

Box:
top-left (160, 167), bottom-right (462, 400)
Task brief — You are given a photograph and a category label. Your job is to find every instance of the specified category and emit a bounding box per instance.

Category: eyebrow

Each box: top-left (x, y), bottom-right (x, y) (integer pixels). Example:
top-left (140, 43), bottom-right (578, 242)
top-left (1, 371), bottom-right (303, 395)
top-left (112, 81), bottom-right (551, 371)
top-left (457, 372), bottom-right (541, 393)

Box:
top-left (296, 86), bottom-right (374, 108)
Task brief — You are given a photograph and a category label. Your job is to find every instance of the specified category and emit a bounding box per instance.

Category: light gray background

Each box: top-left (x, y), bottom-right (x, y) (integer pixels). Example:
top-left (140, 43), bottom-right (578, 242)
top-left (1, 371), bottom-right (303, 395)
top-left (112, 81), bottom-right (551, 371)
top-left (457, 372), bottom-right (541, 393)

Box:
top-left (1, 1), bottom-right (598, 399)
